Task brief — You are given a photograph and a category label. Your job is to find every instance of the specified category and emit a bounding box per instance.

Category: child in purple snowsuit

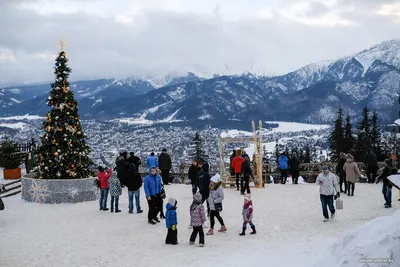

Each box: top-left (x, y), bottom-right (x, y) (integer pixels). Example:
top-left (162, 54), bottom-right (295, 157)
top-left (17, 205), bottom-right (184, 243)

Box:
top-left (189, 192), bottom-right (206, 247)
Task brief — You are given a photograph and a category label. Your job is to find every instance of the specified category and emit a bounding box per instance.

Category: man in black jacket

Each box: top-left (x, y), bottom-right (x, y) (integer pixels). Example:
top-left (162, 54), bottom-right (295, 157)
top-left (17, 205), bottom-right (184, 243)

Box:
top-left (364, 150), bottom-right (378, 183)
top-left (127, 152), bottom-right (141, 171)
top-left (241, 156), bottom-right (253, 194)
top-left (115, 151), bottom-right (128, 188)
top-left (229, 150), bottom-right (235, 176)
top-left (188, 159), bottom-right (200, 195)
top-left (158, 149), bottom-right (172, 185)
top-left (336, 152), bottom-right (347, 193)
top-left (289, 152), bottom-right (301, 184)
top-left (197, 162), bottom-right (211, 216)
top-left (376, 159), bottom-right (393, 208)
top-left (125, 163), bottom-right (143, 213)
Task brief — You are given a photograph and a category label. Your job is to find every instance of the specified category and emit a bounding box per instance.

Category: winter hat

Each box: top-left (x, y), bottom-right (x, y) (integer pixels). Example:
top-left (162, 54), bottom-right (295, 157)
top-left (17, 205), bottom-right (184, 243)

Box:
top-left (347, 154), bottom-right (354, 160)
top-left (210, 174), bottom-right (221, 183)
top-left (244, 194), bottom-right (252, 201)
top-left (167, 197), bottom-right (177, 207)
top-left (162, 148), bottom-right (167, 152)
top-left (322, 165), bottom-right (329, 172)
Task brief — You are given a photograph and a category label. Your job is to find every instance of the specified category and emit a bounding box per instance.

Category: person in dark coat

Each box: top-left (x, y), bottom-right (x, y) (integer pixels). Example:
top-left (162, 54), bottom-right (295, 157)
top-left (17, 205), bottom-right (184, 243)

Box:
top-left (158, 149), bottom-right (172, 185)
top-left (188, 159), bottom-right (200, 195)
top-left (229, 150), bottom-right (236, 176)
top-left (364, 150), bottom-right (378, 183)
top-left (289, 152), bottom-right (301, 184)
top-left (241, 156), bottom-right (254, 194)
top-left (125, 163), bottom-right (143, 214)
top-left (376, 159), bottom-right (394, 208)
top-left (127, 152), bottom-right (141, 171)
top-left (115, 151), bottom-right (128, 188)
top-left (197, 162), bottom-right (211, 216)
top-left (336, 152), bottom-right (347, 193)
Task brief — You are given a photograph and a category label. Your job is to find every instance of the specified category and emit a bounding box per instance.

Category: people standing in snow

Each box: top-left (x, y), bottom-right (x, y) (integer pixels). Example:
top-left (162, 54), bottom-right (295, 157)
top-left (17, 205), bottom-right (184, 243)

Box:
top-left (109, 172), bottom-right (122, 213)
top-left (343, 154), bottom-right (361, 196)
top-left (165, 197), bottom-right (178, 245)
top-left (188, 159), bottom-right (200, 195)
top-left (115, 151), bottom-right (128, 188)
top-left (232, 149), bottom-right (245, 192)
top-left (146, 152), bottom-right (158, 173)
top-left (336, 152), bottom-right (347, 193)
top-left (289, 152), bottom-right (301, 184)
top-left (278, 152), bottom-right (289, 184)
top-left (158, 148), bottom-right (172, 185)
top-left (125, 163), bottom-right (143, 214)
top-left (364, 150), bottom-right (378, 183)
top-left (197, 162), bottom-right (211, 214)
top-left (376, 159), bottom-right (393, 208)
top-left (229, 150), bottom-right (236, 177)
top-left (189, 192), bottom-right (206, 247)
top-left (241, 155), bottom-right (254, 195)
top-left (127, 152), bottom-right (141, 171)
top-left (97, 166), bottom-right (113, 211)
top-left (316, 166), bottom-right (340, 222)
top-left (240, 194), bottom-right (256, 236)
top-left (207, 174), bottom-right (227, 235)
top-left (144, 167), bottom-right (162, 224)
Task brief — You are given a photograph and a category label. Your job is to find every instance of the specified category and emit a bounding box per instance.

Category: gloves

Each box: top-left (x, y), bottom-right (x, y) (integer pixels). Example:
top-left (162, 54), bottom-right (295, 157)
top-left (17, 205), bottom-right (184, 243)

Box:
top-left (172, 225), bottom-right (176, 231)
top-left (334, 192), bottom-right (340, 200)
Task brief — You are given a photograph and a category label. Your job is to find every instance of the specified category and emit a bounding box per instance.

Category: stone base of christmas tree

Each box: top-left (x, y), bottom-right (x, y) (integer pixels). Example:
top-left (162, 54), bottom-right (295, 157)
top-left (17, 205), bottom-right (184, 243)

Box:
top-left (21, 175), bottom-right (98, 204)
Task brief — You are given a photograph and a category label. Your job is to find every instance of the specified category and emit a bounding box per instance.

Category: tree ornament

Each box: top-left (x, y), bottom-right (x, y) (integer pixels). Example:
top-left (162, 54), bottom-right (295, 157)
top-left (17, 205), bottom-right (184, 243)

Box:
top-left (54, 152), bottom-right (59, 156)
top-left (63, 86), bottom-right (69, 92)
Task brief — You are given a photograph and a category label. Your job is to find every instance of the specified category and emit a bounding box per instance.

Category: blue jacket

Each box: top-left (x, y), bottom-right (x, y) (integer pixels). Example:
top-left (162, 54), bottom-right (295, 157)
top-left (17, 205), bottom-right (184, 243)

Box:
top-left (278, 155), bottom-right (289, 170)
top-left (165, 203), bottom-right (177, 229)
top-left (147, 156), bottom-right (158, 172)
top-left (143, 173), bottom-right (162, 198)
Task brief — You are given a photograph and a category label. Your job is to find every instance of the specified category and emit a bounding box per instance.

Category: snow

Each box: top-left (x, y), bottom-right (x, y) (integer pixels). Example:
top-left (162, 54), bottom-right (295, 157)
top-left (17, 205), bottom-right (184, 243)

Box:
top-left (0, 122), bottom-right (27, 129)
top-left (220, 130), bottom-right (253, 138)
top-left (394, 119), bottom-right (400, 126)
top-left (265, 121), bottom-right (330, 133)
top-left (0, 183), bottom-right (398, 267)
top-left (388, 175), bottom-right (400, 189)
top-left (0, 115), bottom-right (43, 120)
top-left (91, 98), bottom-right (102, 107)
top-left (9, 98), bottom-right (22, 104)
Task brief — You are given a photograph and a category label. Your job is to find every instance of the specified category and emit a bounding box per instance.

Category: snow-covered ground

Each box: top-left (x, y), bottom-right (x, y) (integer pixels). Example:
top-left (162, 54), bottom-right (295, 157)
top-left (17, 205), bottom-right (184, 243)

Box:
top-left (0, 122), bottom-right (28, 129)
top-left (0, 115), bottom-right (43, 120)
top-left (0, 183), bottom-right (398, 267)
top-left (264, 121), bottom-right (330, 133)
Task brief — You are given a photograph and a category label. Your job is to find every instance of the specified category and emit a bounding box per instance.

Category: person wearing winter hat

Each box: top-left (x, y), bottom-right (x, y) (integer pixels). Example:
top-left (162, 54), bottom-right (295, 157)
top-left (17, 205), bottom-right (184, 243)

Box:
top-left (316, 166), bottom-right (340, 222)
top-left (376, 159), bottom-right (393, 208)
top-left (240, 194), bottom-right (256, 236)
top-left (189, 192), bottom-right (207, 247)
top-left (343, 154), bottom-right (361, 196)
top-left (207, 174), bottom-right (227, 235)
top-left (165, 197), bottom-right (178, 245)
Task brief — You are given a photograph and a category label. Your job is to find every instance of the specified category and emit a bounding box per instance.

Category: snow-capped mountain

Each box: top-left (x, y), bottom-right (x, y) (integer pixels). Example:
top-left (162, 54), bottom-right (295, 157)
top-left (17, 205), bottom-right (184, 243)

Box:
top-left (1, 39), bottom-right (400, 124)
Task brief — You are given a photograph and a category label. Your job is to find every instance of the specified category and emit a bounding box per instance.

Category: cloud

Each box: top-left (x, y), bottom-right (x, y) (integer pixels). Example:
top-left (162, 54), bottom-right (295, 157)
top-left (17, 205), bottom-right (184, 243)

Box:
top-left (0, 0), bottom-right (399, 85)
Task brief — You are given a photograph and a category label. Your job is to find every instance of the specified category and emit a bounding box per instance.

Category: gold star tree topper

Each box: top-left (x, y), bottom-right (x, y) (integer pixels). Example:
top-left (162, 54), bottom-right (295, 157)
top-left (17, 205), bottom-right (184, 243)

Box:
top-left (55, 36), bottom-right (68, 51)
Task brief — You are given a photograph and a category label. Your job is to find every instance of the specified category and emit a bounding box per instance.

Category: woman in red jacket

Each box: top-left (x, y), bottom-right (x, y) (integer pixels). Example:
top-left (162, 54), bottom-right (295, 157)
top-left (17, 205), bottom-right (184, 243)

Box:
top-left (232, 150), bottom-right (245, 192)
top-left (98, 166), bottom-right (113, 211)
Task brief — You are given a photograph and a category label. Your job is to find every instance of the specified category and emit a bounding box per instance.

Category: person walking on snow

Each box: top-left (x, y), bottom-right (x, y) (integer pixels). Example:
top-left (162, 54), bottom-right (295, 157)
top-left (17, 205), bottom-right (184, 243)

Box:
top-left (109, 172), bottom-right (122, 213)
top-left (241, 156), bottom-right (254, 195)
top-left (146, 152), bottom-right (158, 173)
top-left (207, 174), bottom-right (227, 235)
top-left (364, 150), bottom-right (378, 183)
top-left (316, 166), bottom-right (340, 222)
top-left (189, 192), bottom-right (206, 247)
top-left (125, 163), bottom-right (143, 214)
top-left (165, 197), bottom-right (178, 245)
top-left (336, 152), bottom-right (347, 193)
top-left (97, 166), bottom-right (113, 211)
top-left (158, 148), bottom-right (172, 185)
top-left (289, 152), bottom-right (301, 184)
top-left (144, 167), bottom-right (162, 225)
top-left (232, 149), bottom-right (245, 192)
top-left (189, 159), bottom-right (200, 195)
top-left (278, 152), bottom-right (289, 184)
top-left (239, 194), bottom-right (256, 236)
top-left (343, 154), bottom-right (361, 196)
top-left (376, 159), bottom-right (394, 208)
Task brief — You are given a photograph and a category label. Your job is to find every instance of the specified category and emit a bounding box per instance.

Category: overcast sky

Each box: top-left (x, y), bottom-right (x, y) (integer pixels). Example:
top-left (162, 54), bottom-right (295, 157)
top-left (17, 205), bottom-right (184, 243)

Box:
top-left (0, 0), bottom-right (399, 85)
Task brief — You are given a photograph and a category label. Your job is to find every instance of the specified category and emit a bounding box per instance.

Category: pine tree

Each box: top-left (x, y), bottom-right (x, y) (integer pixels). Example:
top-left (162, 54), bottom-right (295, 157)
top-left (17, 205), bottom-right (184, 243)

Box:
top-left (328, 106), bottom-right (345, 161)
top-left (299, 149), bottom-right (305, 163)
top-left (37, 48), bottom-right (94, 179)
top-left (370, 110), bottom-right (384, 160)
top-left (343, 114), bottom-right (355, 154)
top-left (193, 132), bottom-right (204, 161)
top-left (304, 146), bottom-right (311, 163)
top-left (355, 106), bottom-right (371, 161)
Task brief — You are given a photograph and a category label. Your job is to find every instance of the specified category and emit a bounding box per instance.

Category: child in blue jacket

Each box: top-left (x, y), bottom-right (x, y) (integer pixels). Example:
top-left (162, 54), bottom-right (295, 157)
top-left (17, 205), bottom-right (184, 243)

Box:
top-left (165, 197), bottom-right (178, 245)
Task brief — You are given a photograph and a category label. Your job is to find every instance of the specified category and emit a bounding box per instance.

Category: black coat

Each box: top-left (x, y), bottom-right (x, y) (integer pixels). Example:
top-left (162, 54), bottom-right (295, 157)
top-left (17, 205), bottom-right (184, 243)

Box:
top-left (377, 166), bottom-right (393, 187)
top-left (125, 168), bottom-right (143, 191)
top-left (116, 158), bottom-right (129, 179)
top-left (364, 153), bottom-right (378, 167)
top-left (127, 156), bottom-right (141, 170)
top-left (197, 163), bottom-right (211, 198)
top-left (336, 158), bottom-right (346, 175)
top-left (158, 152), bottom-right (172, 170)
top-left (229, 154), bottom-right (235, 175)
top-left (188, 164), bottom-right (200, 184)
top-left (289, 157), bottom-right (301, 172)
top-left (241, 160), bottom-right (253, 177)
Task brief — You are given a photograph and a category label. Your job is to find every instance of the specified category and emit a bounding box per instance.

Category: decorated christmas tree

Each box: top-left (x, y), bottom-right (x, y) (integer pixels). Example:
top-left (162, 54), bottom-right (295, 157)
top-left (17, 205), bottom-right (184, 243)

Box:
top-left (37, 38), bottom-right (94, 179)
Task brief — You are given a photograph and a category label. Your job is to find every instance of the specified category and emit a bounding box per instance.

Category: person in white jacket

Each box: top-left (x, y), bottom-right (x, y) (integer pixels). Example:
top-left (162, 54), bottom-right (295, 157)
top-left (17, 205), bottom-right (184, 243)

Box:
top-left (316, 166), bottom-right (340, 222)
top-left (206, 174), bottom-right (226, 235)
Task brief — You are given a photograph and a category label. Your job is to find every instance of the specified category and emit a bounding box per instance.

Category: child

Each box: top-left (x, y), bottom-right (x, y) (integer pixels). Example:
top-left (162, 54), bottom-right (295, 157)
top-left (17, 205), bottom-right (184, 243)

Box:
top-left (240, 194), bottom-right (256, 236)
top-left (376, 159), bottom-right (393, 208)
top-left (165, 197), bottom-right (178, 245)
top-left (98, 166), bottom-right (113, 211)
top-left (207, 174), bottom-right (226, 235)
top-left (189, 192), bottom-right (206, 247)
top-left (109, 172), bottom-right (122, 213)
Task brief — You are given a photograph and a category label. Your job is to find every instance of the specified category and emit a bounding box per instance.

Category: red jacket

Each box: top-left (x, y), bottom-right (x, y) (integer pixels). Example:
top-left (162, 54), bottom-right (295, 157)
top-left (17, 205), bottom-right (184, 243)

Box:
top-left (98, 169), bottom-right (113, 189)
top-left (232, 156), bottom-right (245, 174)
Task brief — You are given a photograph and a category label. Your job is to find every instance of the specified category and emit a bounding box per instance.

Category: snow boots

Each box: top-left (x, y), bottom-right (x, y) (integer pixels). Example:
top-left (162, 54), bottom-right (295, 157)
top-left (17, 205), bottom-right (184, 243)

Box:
top-left (239, 226), bottom-right (256, 236)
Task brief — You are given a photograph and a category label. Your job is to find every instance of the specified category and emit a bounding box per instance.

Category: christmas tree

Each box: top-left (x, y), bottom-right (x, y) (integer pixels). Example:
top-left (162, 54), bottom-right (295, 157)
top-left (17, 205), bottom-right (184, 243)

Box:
top-left (36, 38), bottom-right (94, 179)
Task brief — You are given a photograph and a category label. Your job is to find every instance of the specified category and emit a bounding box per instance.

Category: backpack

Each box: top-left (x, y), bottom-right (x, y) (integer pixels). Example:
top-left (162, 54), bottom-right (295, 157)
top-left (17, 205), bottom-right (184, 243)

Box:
top-left (94, 179), bottom-right (100, 189)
